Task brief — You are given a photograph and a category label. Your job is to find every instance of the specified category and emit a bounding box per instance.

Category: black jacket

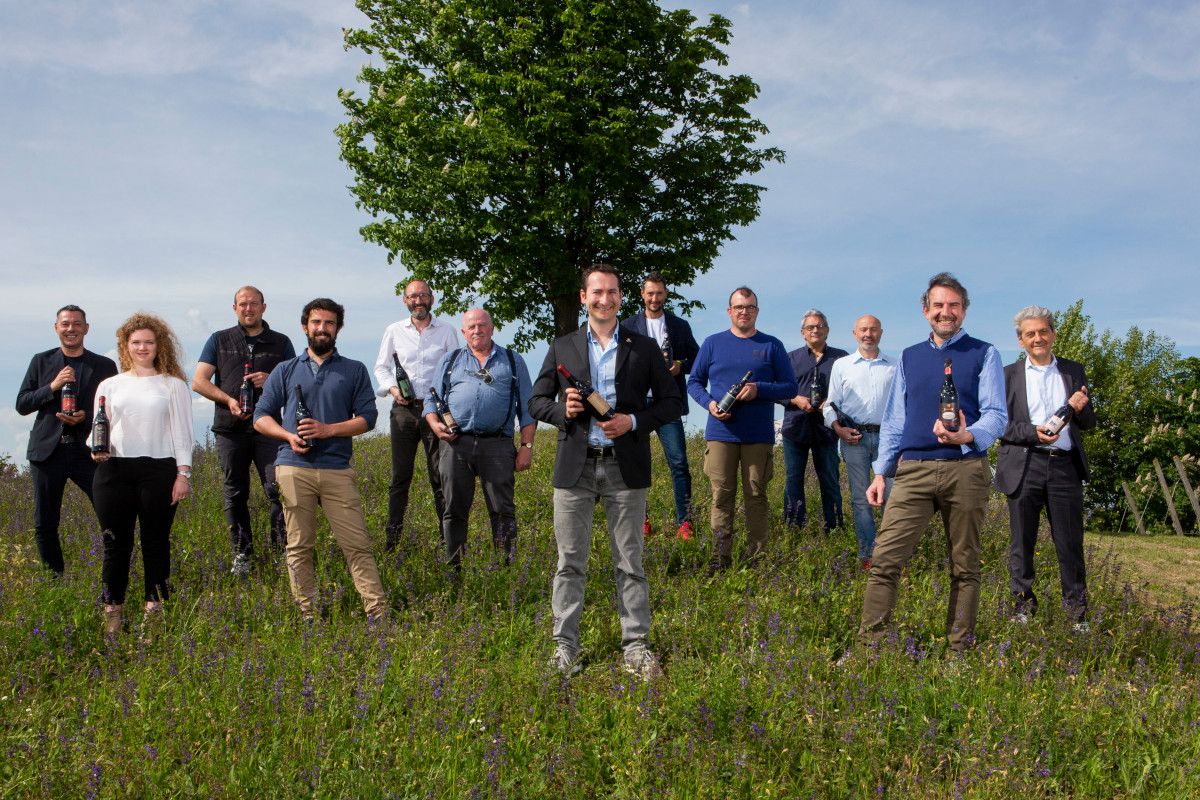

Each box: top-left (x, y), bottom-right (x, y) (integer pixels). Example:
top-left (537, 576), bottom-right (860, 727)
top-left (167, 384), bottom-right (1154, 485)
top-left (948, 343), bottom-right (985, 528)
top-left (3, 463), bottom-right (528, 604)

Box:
top-left (17, 347), bottom-right (119, 461)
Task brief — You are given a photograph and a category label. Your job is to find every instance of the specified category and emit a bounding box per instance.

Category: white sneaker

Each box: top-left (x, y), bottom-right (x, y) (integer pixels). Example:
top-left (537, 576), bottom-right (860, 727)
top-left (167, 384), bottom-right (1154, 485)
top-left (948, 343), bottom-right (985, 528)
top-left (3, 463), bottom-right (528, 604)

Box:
top-left (550, 647), bottom-right (581, 677)
top-left (230, 554), bottom-right (252, 577)
top-left (1013, 612), bottom-right (1030, 625)
top-left (623, 648), bottom-right (662, 681)
top-left (1072, 621), bottom-right (1091, 634)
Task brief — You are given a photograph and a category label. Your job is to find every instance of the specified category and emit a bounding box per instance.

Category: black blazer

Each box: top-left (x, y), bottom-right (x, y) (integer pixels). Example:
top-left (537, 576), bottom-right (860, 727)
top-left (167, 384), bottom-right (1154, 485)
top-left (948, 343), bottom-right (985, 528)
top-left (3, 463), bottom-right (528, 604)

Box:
top-left (621, 309), bottom-right (701, 401)
top-left (993, 357), bottom-right (1096, 496)
top-left (528, 324), bottom-right (683, 489)
top-left (16, 347), bottom-right (119, 462)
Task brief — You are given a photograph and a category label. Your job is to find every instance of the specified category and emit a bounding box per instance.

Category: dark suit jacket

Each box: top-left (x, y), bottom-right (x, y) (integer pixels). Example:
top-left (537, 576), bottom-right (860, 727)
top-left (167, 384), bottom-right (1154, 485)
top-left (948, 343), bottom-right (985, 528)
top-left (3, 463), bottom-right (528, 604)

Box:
top-left (17, 347), bottom-right (119, 462)
top-left (621, 310), bottom-right (701, 402)
top-left (993, 357), bottom-right (1096, 496)
top-left (528, 323), bottom-right (683, 489)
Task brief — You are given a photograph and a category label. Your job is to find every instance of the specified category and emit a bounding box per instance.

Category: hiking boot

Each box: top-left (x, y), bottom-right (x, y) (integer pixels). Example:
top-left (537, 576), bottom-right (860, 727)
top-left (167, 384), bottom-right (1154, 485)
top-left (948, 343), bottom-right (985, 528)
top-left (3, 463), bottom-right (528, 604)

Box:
top-left (230, 553), bottom-right (252, 577)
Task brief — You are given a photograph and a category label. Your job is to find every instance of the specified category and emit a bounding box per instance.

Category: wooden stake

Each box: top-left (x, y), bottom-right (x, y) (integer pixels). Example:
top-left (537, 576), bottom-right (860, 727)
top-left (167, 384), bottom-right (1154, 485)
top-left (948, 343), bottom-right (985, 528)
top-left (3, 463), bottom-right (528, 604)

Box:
top-left (1122, 481), bottom-right (1148, 536)
top-left (1153, 459), bottom-right (1186, 537)
top-left (1173, 456), bottom-right (1199, 532)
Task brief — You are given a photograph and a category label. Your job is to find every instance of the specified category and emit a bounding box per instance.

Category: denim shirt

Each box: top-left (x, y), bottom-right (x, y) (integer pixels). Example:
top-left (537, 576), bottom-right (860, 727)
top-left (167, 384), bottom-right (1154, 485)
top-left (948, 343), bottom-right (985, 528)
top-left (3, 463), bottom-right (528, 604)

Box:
top-left (422, 345), bottom-right (534, 437)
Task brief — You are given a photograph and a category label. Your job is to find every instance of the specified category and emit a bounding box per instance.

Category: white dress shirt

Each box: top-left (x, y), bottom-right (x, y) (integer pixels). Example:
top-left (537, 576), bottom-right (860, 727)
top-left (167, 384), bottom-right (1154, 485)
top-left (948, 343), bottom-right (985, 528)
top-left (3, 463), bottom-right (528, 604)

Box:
top-left (89, 373), bottom-right (194, 465)
top-left (373, 316), bottom-right (460, 400)
top-left (1025, 356), bottom-right (1072, 451)
top-left (822, 350), bottom-right (898, 429)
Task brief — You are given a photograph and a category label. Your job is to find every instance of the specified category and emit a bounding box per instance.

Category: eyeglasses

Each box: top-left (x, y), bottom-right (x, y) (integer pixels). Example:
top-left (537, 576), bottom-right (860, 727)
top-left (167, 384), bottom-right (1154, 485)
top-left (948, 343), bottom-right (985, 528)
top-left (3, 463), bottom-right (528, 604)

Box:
top-left (802, 324), bottom-right (827, 331)
top-left (470, 368), bottom-right (494, 385)
top-left (405, 292), bottom-right (433, 301)
top-left (730, 305), bottom-right (759, 313)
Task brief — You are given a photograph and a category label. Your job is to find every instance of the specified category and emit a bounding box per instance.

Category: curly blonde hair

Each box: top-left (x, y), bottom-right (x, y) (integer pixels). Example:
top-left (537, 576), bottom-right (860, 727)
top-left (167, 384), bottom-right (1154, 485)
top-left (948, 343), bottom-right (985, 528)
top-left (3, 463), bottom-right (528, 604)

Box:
top-left (115, 312), bottom-right (186, 380)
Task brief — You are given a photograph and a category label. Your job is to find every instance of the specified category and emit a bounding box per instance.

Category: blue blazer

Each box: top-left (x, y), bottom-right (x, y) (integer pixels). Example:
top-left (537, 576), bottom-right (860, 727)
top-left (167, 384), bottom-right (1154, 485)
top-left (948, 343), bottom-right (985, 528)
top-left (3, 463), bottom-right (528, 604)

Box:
top-left (622, 310), bottom-right (701, 402)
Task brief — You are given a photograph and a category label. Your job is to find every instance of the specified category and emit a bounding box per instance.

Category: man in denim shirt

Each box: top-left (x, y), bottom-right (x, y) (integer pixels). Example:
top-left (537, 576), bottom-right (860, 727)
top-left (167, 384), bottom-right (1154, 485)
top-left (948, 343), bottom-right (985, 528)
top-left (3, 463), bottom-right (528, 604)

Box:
top-left (425, 309), bottom-right (535, 568)
top-left (253, 298), bottom-right (386, 623)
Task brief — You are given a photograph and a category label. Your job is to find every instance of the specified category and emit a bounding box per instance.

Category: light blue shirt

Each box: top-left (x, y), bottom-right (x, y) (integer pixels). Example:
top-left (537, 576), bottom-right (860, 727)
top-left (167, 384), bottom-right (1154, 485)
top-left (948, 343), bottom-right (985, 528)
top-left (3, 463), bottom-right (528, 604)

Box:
top-left (822, 350), bottom-right (898, 429)
top-left (422, 345), bottom-right (535, 437)
top-left (872, 329), bottom-right (1007, 477)
top-left (1025, 356), bottom-right (1072, 451)
top-left (585, 325), bottom-right (636, 446)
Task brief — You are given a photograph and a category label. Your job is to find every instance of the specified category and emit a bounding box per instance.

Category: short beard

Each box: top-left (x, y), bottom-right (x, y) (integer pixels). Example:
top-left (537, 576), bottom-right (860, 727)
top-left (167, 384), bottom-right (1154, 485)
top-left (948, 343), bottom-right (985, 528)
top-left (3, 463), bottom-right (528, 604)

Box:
top-left (308, 332), bottom-right (336, 356)
top-left (409, 306), bottom-right (430, 321)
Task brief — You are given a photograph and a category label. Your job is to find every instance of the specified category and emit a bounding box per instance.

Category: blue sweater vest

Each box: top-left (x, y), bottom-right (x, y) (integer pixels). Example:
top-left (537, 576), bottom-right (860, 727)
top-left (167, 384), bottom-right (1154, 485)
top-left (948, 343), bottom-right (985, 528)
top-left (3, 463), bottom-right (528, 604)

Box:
top-left (898, 335), bottom-right (989, 460)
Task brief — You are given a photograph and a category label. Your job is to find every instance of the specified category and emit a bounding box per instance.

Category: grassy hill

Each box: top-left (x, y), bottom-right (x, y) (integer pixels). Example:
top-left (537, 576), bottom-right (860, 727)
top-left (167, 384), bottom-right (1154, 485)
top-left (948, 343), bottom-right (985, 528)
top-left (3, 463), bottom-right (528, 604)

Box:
top-left (1, 431), bottom-right (1198, 797)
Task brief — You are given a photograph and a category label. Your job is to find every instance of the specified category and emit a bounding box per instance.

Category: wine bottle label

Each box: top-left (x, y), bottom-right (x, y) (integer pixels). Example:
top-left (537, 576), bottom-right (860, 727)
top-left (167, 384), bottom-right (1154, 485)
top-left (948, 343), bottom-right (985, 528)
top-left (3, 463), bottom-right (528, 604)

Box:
top-left (1044, 414), bottom-right (1066, 434)
top-left (587, 393), bottom-right (612, 416)
top-left (443, 410), bottom-right (458, 429)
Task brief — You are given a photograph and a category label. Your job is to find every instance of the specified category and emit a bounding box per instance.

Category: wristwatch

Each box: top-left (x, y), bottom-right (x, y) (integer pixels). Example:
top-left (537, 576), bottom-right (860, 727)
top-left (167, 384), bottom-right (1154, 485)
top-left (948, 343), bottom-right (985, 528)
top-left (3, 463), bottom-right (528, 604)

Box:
top-left (520, 443), bottom-right (533, 451)
top-left (178, 469), bottom-right (193, 480)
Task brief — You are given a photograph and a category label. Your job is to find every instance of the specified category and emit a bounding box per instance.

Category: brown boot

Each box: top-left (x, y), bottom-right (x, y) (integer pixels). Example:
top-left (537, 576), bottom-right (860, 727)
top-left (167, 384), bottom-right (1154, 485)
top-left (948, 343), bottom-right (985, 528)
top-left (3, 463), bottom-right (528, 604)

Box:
top-left (141, 601), bottom-right (164, 644)
top-left (104, 605), bottom-right (123, 637)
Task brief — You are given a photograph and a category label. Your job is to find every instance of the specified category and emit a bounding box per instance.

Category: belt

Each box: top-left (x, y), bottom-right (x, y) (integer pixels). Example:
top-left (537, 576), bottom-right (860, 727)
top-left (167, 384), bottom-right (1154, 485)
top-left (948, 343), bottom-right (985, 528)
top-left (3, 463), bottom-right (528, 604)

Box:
top-left (586, 445), bottom-right (615, 458)
top-left (461, 430), bottom-right (508, 438)
top-left (1032, 447), bottom-right (1069, 458)
top-left (860, 424), bottom-right (881, 433)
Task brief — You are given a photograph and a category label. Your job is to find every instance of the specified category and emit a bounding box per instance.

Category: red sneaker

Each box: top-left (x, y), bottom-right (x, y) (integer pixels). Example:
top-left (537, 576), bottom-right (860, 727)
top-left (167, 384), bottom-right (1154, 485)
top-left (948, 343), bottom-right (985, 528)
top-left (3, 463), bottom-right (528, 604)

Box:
top-left (861, 558), bottom-right (872, 573)
top-left (677, 521), bottom-right (693, 540)
top-left (644, 516), bottom-right (653, 537)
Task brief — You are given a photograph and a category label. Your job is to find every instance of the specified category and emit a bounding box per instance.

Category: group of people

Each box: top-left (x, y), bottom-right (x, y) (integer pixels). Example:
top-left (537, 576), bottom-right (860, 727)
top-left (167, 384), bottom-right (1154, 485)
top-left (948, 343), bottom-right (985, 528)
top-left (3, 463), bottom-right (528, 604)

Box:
top-left (17, 269), bottom-right (1095, 674)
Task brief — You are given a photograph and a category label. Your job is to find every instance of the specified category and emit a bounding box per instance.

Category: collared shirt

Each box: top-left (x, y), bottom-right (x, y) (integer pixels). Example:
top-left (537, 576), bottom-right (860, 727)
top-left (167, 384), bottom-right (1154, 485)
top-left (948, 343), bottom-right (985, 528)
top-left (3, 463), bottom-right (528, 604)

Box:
top-left (781, 343), bottom-right (849, 444)
top-left (822, 350), bottom-right (898, 429)
top-left (422, 344), bottom-right (535, 437)
top-left (373, 315), bottom-right (460, 399)
top-left (256, 349), bottom-right (379, 470)
top-left (873, 329), bottom-right (1007, 477)
top-left (1025, 356), bottom-right (1072, 451)
top-left (585, 324), bottom-right (637, 446)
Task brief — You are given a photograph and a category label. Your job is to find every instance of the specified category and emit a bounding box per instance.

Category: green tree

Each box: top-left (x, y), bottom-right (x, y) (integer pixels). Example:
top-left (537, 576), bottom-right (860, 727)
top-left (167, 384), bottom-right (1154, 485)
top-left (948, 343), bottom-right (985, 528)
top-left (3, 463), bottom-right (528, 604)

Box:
top-left (1049, 300), bottom-right (1182, 525)
top-left (1128, 357), bottom-right (1200, 533)
top-left (337, 0), bottom-right (783, 349)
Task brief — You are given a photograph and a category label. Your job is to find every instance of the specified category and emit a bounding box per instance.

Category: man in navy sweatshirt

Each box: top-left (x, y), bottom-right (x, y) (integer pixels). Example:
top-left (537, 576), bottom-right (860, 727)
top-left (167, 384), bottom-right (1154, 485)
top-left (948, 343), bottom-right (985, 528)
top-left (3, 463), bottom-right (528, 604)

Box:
top-left (688, 287), bottom-right (796, 575)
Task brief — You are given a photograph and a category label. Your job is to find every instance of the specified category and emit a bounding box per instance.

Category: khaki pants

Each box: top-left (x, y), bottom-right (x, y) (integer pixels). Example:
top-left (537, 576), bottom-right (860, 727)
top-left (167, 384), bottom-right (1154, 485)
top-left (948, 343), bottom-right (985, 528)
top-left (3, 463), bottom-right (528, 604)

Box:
top-left (276, 465), bottom-right (387, 619)
top-left (703, 441), bottom-right (774, 567)
top-left (857, 457), bottom-right (991, 652)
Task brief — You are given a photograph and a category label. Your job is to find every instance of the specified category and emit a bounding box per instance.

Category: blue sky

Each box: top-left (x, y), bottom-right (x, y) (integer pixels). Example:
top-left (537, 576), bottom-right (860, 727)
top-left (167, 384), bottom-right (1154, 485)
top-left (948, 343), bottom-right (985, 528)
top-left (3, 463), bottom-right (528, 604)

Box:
top-left (3, 0), bottom-right (1198, 464)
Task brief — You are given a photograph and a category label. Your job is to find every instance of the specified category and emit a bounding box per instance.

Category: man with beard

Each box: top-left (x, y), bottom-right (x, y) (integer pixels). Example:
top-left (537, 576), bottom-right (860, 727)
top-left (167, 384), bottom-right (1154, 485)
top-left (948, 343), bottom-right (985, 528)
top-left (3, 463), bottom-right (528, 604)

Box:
top-left (17, 305), bottom-right (118, 575)
top-left (192, 286), bottom-right (296, 574)
top-left (254, 298), bottom-right (386, 623)
top-left (374, 279), bottom-right (460, 552)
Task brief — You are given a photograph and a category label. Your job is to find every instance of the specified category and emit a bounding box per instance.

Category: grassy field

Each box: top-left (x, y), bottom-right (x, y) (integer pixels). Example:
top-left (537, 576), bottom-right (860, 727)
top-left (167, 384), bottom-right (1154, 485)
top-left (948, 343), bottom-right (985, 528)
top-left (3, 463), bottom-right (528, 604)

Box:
top-left (1, 431), bottom-right (1198, 798)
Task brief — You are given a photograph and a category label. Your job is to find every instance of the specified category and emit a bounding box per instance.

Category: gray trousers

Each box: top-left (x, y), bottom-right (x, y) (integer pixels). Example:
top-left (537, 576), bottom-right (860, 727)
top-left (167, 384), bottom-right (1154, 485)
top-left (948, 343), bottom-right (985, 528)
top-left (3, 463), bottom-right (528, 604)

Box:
top-left (551, 456), bottom-right (650, 656)
top-left (439, 435), bottom-right (518, 566)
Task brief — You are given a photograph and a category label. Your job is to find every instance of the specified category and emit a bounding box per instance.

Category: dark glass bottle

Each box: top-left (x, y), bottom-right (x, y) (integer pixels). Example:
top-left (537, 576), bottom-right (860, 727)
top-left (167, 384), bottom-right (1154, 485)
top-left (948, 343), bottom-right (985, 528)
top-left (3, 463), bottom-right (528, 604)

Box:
top-left (392, 353), bottom-right (415, 402)
top-left (829, 401), bottom-right (860, 432)
top-left (661, 331), bottom-right (673, 365)
top-left (61, 381), bottom-right (76, 415)
top-left (939, 358), bottom-right (960, 433)
top-left (1043, 402), bottom-right (1073, 435)
top-left (294, 385), bottom-right (315, 448)
top-left (717, 370), bottom-right (754, 414)
top-left (429, 387), bottom-right (462, 434)
top-left (809, 369), bottom-right (825, 409)
top-left (556, 365), bottom-right (615, 421)
top-left (91, 396), bottom-right (110, 454)
top-left (239, 363), bottom-right (255, 416)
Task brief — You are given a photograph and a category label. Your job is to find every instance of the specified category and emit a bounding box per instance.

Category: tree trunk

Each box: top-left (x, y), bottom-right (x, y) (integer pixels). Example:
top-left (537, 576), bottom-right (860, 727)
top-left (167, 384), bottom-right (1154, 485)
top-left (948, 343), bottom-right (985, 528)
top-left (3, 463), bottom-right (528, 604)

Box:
top-left (552, 293), bottom-right (581, 339)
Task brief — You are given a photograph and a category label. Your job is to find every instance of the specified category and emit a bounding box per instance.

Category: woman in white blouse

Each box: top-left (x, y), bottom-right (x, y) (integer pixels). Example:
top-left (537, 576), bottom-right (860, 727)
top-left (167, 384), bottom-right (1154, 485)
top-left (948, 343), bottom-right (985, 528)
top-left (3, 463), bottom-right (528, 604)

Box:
top-left (91, 313), bottom-right (193, 636)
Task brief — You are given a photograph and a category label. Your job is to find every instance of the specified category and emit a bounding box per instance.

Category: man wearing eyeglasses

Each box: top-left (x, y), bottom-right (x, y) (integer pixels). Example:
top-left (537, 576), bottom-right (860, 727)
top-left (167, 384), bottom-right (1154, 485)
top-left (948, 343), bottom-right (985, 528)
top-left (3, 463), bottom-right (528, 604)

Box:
top-left (780, 310), bottom-right (849, 534)
top-left (425, 309), bottom-right (535, 569)
top-left (374, 279), bottom-right (460, 552)
top-left (687, 287), bottom-right (796, 575)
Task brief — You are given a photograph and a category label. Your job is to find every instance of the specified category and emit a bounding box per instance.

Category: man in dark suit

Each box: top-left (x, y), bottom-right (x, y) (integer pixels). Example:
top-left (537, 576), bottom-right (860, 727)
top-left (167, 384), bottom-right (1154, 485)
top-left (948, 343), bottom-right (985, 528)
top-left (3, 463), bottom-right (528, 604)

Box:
top-left (994, 305), bottom-right (1096, 628)
top-left (529, 264), bottom-right (682, 680)
top-left (16, 305), bottom-right (119, 575)
top-left (622, 271), bottom-right (701, 537)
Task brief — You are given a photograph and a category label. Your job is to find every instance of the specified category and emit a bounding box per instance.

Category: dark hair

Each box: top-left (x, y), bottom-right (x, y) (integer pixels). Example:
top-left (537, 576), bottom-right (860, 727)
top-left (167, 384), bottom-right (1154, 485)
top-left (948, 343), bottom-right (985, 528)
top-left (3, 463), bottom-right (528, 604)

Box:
top-left (301, 298), bottom-right (345, 330)
top-left (56, 304), bottom-right (86, 322)
top-left (643, 271), bottom-right (667, 290)
top-left (921, 272), bottom-right (969, 310)
top-left (728, 286), bottom-right (757, 306)
top-left (581, 263), bottom-right (621, 291)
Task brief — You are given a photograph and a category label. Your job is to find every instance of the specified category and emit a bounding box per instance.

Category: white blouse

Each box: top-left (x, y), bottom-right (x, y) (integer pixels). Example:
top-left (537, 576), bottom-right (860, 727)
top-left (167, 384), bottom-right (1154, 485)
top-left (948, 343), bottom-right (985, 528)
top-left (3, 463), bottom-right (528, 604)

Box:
top-left (89, 373), bottom-right (194, 466)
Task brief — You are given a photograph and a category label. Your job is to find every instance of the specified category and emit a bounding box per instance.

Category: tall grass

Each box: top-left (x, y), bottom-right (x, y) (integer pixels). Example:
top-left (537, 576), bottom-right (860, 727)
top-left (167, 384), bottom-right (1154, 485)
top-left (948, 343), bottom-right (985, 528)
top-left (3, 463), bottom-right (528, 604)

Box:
top-left (1, 431), bottom-right (1197, 798)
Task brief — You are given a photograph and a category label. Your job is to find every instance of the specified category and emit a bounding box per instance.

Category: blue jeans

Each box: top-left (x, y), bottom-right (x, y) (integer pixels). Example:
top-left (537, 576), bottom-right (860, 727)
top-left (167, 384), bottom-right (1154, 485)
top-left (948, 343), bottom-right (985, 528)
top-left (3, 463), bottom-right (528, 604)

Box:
top-left (782, 438), bottom-right (842, 532)
top-left (655, 419), bottom-right (692, 524)
top-left (839, 431), bottom-right (891, 560)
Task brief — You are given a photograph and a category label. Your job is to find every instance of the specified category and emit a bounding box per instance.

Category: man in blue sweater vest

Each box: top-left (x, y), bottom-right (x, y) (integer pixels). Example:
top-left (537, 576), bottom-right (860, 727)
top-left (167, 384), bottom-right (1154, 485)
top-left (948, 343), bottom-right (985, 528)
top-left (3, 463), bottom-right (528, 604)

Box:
top-left (853, 273), bottom-right (1007, 654)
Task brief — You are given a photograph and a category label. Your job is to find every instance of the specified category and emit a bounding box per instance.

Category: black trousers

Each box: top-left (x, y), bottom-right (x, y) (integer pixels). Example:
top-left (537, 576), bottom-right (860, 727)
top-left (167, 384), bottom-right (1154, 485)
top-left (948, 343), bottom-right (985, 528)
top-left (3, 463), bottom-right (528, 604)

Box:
top-left (1006, 450), bottom-right (1088, 620)
top-left (215, 431), bottom-right (285, 554)
top-left (30, 442), bottom-right (98, 574)
top-left (387, 401), bottom-right (445, 545)
top-left (94, 457), bottom-right (178, 605)
top-left (439, 435), bottom-right (518, 566)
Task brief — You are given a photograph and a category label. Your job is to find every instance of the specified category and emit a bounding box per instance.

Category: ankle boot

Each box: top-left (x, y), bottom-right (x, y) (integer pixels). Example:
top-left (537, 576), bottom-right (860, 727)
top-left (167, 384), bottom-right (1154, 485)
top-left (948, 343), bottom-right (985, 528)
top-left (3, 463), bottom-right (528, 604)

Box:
top-left (104, 605), bottom-right (123, 637)
top-left (141, 601), bottom-right (164, 644)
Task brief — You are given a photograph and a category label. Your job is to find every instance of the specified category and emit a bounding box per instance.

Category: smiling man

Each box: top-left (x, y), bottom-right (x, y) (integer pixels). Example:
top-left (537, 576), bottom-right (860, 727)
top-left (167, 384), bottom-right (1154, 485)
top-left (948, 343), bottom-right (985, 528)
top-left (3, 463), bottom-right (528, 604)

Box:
top-left (994, 306), bottom-right (1095, 630)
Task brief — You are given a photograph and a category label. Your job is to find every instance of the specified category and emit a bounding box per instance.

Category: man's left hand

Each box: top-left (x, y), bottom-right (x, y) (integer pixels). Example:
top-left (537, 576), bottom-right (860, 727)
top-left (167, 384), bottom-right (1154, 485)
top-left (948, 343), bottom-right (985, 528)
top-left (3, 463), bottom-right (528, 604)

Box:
top-left (598, 413), bottom-right (633, 439)
top-left (55, 411), bottom-right (86, 426)
top-left (297, 417), bottom-right (330, 441)
top-left (668, 361), bottom-right (681, 377)
top-left (249, 371), bottom-right (270, 389)
top-left (514, 446), bottom-right (533, 472)
top-left (736, 382), bottom-right (759, 402)
top-left (933, 410), bottom-right (974, 446)
top-left (1068, 384), bottom-right (1089, 413)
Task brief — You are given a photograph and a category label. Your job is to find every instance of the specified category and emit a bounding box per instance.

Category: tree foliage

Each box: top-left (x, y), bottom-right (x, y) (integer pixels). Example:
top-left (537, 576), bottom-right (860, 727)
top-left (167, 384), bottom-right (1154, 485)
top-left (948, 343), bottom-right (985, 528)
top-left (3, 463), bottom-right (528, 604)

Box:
top-left (1049, 299), bottom-right (1183, 525)
top-left (1127, 357), bottom-right (1200, 533)
top-left (337, 0), bottom-right (783, 349)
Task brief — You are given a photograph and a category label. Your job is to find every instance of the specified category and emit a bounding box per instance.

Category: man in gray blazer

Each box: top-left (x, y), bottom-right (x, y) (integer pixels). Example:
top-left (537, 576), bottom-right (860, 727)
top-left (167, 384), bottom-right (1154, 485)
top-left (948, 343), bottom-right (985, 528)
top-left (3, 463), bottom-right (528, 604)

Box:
top-left (994, 306), bottom-right (1096, 627)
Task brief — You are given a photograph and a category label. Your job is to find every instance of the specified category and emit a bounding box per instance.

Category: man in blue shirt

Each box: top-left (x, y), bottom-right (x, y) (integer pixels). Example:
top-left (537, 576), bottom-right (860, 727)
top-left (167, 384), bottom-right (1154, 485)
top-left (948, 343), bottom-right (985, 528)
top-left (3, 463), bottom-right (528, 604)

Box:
top-left (425, 309), bottom-right (536, 568)
top-left (688, 287), bottom-right (796, 576)
top-left (253, 298), bottom-right (386, 623)
top-left (852, 274), bottom-right (1007, 654)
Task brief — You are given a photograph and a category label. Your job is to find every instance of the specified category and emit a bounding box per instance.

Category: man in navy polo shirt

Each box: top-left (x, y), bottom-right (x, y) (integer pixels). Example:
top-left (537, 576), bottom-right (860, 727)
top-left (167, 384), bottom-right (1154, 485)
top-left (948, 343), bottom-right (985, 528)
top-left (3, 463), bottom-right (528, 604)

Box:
top-left (852, 273), bottom-right (1007, 654)
top-left (253, 298), bottom-right (386, 623)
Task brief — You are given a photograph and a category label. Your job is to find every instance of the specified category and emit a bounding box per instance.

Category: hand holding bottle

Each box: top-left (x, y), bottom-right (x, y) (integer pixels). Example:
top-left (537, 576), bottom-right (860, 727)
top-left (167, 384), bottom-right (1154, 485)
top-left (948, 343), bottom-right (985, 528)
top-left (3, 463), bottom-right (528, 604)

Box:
top-left (1068, 384), bottom-right (1089, 413)
top-left (563, 387), bottom-right (586, 420)
top-left (933, 410), bottom-right (973, 446)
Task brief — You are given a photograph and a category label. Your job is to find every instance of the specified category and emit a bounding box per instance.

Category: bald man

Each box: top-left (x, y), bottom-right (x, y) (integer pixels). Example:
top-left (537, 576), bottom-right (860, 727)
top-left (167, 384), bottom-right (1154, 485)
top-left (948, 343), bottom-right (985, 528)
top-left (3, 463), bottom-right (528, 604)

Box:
top-left (425, 309), bottom-right (535, 568)
top-left (821, 315), bottom-right (898, 569)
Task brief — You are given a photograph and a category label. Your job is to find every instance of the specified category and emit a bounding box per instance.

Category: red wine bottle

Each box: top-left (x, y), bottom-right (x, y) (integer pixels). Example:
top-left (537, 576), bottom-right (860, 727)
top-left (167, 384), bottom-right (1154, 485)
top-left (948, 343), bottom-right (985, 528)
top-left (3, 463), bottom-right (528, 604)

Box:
top-left (556, 364), bottom-right (614, 421)
top-left (717, 370), bottom-right (754, 414)
top-left (1043, 402), bottom-right (1073, 435)
top-left (939, 358), bottom-right (960, 432)
top-left (829, 401), bottom-right (860, 432)
top-left (391, 353), bottom-right (415, 402)
top-left (294, 385), bottom-right (315, 447)
top-left (809, 369), bottom-right (825, 409)
top-left (661, 331), bottom-right (673, 364)
top-left (61, 381), bottom-right (77, 415)
top-left (91, 396), bottom-right (110, 454)
top-left (429, 387), bottom-right (462, 434)
top-left (239, 363), bottom-right (254, 415)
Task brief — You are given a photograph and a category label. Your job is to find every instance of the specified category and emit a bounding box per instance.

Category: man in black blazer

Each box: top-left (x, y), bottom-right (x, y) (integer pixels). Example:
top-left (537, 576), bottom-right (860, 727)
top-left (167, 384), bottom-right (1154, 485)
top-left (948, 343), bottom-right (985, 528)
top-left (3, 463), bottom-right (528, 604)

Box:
top-left (529, 264), bottom-right (682, 679)
top-left (16, 305), bottom-right (119, 575)
top-left (994, 306), bottom-right (1096, 626)
top-left (622, 271), bottom-right (701, 536)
